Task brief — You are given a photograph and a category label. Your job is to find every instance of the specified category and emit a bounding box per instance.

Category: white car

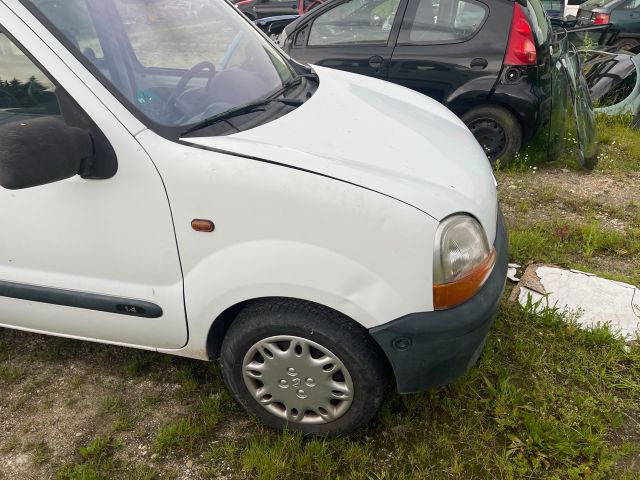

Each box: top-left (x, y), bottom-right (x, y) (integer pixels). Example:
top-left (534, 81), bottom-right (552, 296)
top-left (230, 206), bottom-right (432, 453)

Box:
top-left (0, 0), bottom-right (507, 434)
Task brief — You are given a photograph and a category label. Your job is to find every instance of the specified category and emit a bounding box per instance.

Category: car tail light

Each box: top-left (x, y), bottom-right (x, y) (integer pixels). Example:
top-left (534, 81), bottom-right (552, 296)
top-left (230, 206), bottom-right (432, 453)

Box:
top-left (235, 0), bottom-right (252, 6)
top-left (505, 3), bottom-right (537, 66)
top-left (594, 12), bottom-right (610, 24)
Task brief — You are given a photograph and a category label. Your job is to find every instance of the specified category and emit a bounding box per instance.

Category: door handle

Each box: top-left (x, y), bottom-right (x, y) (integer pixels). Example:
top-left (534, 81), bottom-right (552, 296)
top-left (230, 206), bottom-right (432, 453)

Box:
top-left (368, 55), bottom-right (385, 71)
top-left (470, 57), bottom-right (488, 70)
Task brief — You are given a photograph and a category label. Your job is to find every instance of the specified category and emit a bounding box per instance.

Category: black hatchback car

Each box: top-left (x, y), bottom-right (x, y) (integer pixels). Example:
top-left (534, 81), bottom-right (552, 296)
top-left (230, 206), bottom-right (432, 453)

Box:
top-left (277, 0), bottom-right (555, 165)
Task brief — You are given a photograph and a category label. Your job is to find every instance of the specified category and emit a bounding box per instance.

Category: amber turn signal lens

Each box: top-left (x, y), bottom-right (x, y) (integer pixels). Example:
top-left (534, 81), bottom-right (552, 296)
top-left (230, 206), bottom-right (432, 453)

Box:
top-left (191, 219), bottom-right (215, 232)
top-left (433, 249), bottom-right (496, 310)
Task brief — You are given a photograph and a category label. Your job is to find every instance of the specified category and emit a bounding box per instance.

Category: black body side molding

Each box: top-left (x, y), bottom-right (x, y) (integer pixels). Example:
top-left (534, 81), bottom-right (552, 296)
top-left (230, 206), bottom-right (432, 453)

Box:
top-left (0, 279), bottom-right (162, 318)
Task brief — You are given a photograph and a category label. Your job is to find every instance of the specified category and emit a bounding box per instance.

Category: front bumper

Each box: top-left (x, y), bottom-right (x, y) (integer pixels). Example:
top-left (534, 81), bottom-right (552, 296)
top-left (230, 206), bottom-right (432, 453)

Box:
top-left (370, 210), bottom-right (508, 393)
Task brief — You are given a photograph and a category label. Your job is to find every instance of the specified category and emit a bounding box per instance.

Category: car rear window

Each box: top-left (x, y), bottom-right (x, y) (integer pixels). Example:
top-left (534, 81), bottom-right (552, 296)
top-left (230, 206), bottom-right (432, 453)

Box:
top-left (398, 0), bottom-right (487, 44)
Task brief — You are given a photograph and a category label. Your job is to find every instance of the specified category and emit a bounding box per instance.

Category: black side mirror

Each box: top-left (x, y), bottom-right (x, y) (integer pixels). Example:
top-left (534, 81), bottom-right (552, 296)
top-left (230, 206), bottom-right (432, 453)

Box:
top-left (0, 117), bottom-right (93, 190)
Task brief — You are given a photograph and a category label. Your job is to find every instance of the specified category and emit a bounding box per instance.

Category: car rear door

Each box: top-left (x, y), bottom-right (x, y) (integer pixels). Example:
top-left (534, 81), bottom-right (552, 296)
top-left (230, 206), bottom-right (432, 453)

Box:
top-left (387, 0), bottom-right (510, 110)
top-left (286, 0), bottom-right (406, 80)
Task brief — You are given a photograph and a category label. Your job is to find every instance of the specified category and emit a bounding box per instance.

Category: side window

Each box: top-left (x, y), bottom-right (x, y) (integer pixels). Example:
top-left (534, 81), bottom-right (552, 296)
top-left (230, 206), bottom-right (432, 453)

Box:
top-left (398, 0), bottom-right (487, 44)
top-left (307, 0), bottom-right (401, 46)
top-left (0, 32), bottom-right (61, 126)
top-left (0, 30), bottom-right (117, 182)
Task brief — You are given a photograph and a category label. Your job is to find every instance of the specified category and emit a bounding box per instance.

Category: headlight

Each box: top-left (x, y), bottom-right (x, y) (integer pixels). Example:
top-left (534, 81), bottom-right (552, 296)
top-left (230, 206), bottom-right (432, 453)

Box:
top-left (432, 215), bottom-right (495, 310)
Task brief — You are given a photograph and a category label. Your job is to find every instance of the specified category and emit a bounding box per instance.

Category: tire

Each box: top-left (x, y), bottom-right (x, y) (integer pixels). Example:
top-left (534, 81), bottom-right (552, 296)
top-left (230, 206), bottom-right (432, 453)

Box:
top-left (462, 105), bottom-right (523, 168)
top-left (613, 38), bottom-right (640, 52)
top-left (221, 298), bottom-right (387, 435)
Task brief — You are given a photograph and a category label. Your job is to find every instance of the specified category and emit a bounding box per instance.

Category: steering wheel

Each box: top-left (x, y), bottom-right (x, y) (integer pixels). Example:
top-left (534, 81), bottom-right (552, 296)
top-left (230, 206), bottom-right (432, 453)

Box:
top-left (166, 61), bottom-right (217, 111)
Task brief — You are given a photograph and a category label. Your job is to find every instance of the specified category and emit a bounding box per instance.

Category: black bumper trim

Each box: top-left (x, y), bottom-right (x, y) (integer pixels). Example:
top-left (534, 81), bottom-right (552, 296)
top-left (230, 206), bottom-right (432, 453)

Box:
top-left (370, 210), bottom-right (508, 393)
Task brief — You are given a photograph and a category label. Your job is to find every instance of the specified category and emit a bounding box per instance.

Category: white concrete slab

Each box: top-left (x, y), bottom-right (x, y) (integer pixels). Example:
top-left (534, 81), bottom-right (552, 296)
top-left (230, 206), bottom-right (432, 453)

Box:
top-left (513, 265), bottom-right (640, 341)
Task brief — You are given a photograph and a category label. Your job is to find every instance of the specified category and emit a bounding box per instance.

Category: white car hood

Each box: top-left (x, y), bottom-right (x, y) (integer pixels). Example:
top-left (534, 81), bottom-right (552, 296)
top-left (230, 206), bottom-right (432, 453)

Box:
top-left (185, 66), bottom-right (498, 242)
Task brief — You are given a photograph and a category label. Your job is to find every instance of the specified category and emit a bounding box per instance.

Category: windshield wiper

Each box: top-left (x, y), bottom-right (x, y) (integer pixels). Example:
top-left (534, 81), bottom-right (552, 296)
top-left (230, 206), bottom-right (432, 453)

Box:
top-left (281, 72), bottom-right (317, 92)
top-left (181, 75), bottom-right (310, 137)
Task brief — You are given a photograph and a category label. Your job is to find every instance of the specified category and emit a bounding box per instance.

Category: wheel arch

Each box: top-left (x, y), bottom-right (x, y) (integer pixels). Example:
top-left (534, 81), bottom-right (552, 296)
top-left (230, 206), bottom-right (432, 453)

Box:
top-left (168, 237), bottom-right (432, 360)
top-left (447, 96), bottom-right (526, 137)
top-left (455, 100), bottom-right (524, 136)
top-left (206, 298), bottom-right (250, 359)
top-left (204, 297), bottom-right (390, 366)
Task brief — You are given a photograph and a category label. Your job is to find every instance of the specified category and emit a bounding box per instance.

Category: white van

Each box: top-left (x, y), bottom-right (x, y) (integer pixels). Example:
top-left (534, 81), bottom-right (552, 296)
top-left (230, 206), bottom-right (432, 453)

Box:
top-left (0, 0), bottom-right (506, 434)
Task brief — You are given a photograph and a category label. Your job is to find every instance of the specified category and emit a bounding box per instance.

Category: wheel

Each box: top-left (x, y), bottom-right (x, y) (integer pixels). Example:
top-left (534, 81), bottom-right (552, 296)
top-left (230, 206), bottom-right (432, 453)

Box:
top-left (462, 105), bottom-right (523, 167)
top-left (221, 299), bottom-right (387, 435)
top-left (613, 38), bottom-right (640, 52)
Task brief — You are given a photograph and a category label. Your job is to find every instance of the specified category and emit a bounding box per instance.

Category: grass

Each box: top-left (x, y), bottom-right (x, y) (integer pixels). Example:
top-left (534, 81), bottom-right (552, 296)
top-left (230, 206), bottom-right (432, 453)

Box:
top-left (499, 114), bottom-right (640, 174)
top-left (30, 439), bottom-right (52, 465)
top-left (0, 364), bottom-right (24, 383)
top-left (189, 301), bottom-right (639, 479)
top-left (225, 303), bottom-right (637, 479)
top-left (0, 115), bottom-right (639, 479)
top-left (508, 219), bottom-right (640, 286)
top-left (100, 396), bottom-right (125, 415)
top-left (508, 219), bottom-right (639, 261)
top-left (56, 436), bottom-right (158, 480)
top-left (153, 392), bottom-right (231, 455)
top-left (594, 114), bottom-right (640, 172)
top-left (0, 436), bottom-right (18, 454)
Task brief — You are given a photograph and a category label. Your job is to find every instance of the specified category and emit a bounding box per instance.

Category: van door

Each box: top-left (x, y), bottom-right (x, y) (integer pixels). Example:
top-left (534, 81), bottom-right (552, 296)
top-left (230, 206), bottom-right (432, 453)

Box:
top-left (0, 9), bottom-right (187, 349)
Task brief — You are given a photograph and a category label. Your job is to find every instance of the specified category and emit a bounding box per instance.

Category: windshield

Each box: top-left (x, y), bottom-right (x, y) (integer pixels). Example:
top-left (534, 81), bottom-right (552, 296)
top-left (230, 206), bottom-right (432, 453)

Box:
top-left (25, 0), bottom-right (297, 130)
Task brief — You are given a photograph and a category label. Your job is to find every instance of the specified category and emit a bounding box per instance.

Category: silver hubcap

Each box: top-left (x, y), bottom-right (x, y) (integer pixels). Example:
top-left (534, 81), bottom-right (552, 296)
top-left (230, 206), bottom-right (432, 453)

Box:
top-left (242, 335), bottom-right (354, 424)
